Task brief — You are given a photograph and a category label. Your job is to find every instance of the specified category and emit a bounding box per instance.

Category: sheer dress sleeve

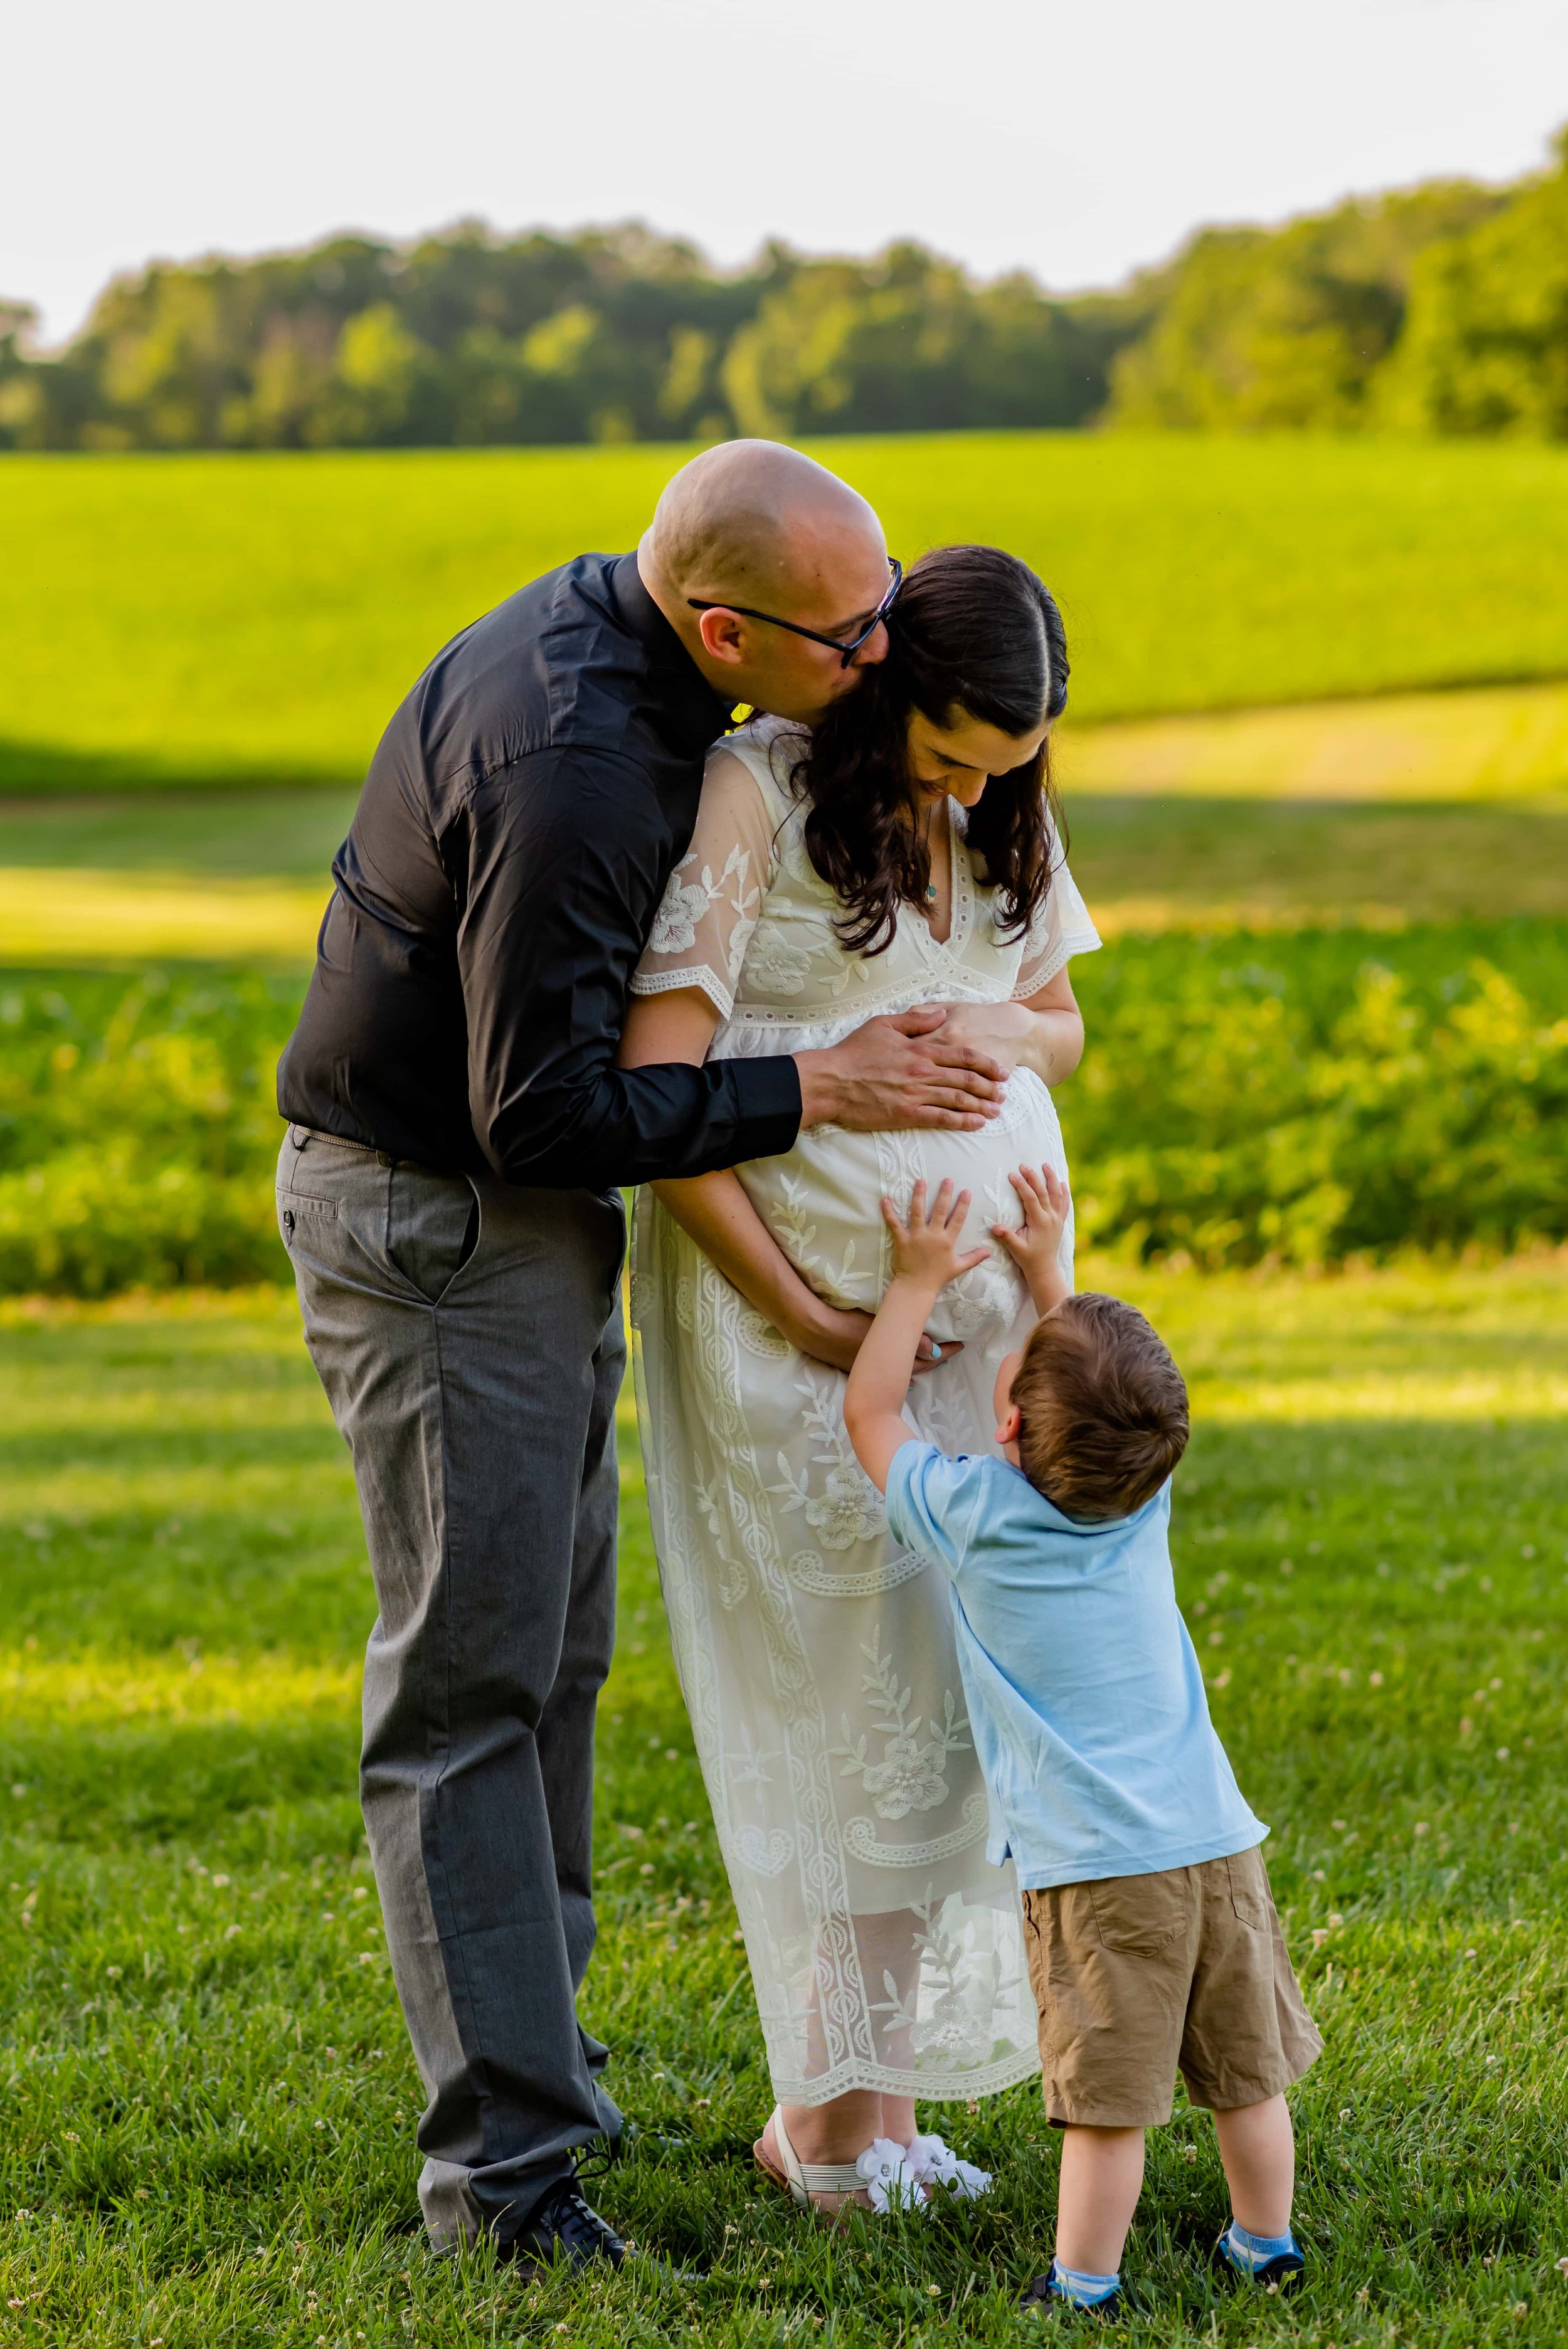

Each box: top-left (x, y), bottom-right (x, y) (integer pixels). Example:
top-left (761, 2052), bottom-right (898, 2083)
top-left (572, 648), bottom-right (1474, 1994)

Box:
top-left (630, 750), bottom-right (778, 1022)
top-left (1012, 850), bottom-right (1103, 1002)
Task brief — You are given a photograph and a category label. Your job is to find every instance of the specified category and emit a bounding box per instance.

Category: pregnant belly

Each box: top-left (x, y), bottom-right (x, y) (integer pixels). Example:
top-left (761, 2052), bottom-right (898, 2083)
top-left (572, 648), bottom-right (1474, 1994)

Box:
top-left (738, 1064), bottom-right (1070, 1344)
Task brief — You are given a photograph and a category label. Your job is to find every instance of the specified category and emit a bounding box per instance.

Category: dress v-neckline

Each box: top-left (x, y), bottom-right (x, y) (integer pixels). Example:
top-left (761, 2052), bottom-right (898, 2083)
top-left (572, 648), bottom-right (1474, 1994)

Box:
top-left (914, 798), bottom-right (970, 955)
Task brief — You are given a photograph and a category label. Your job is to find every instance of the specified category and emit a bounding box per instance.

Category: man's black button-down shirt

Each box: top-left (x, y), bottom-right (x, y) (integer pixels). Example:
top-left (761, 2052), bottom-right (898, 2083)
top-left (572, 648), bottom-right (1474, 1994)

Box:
top-left (277, 553), bottom-right (803, 1188)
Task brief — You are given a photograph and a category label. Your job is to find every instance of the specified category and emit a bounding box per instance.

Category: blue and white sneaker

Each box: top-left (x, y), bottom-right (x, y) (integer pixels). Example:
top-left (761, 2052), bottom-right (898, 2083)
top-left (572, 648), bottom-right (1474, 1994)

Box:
top-left (1017, 2266), bottom-right (1124, 2320)
top-left (1214, 2222), bottom-right (1306, 2289)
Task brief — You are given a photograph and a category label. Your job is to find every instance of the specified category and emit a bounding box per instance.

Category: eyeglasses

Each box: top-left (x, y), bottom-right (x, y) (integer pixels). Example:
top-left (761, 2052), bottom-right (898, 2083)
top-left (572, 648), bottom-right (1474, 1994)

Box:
top-left (687, 558), bottom-right (903, 667)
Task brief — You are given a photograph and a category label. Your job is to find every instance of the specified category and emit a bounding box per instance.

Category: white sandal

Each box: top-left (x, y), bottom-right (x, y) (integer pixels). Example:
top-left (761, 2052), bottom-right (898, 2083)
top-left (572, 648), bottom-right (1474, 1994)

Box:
top-left (909, 2131), bottom-right (993, 2198)
top-left (754, 2107), bottom-right (926, 2215)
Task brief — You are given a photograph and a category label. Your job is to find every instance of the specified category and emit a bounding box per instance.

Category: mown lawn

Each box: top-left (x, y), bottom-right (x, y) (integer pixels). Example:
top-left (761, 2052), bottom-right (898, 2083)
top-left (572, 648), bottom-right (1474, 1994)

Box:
top-left (8, 434), bottom-right (1568, 790)
top-left (3, 757), bottom-right (1567, 968)
top-left (3, 1263), bottom-right (1566, 2346)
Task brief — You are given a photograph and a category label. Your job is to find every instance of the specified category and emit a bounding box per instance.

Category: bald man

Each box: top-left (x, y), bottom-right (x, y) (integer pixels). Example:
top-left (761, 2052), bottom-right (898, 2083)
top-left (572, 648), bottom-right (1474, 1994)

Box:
top-left (275, 443), bottom-right (1005, 2266)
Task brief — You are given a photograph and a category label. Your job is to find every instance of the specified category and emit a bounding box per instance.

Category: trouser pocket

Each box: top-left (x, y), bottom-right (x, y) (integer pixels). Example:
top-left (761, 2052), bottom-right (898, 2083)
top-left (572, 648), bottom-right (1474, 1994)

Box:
top-left (277, 1190), bottom-right (337, 1249)
top-left (385, 1162), bottom-right (480, 1303)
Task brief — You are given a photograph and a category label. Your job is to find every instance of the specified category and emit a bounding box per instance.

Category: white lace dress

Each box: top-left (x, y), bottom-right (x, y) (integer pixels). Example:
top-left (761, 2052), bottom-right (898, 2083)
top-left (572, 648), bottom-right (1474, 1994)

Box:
top-left (628, 719), bottom-right (1101, 2108)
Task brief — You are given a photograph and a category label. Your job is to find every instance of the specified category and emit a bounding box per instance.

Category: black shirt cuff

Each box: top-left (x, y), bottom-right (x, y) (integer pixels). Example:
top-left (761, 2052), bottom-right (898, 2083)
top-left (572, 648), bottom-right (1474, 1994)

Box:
top-left (730, 1052), bottom-right (803, 1160)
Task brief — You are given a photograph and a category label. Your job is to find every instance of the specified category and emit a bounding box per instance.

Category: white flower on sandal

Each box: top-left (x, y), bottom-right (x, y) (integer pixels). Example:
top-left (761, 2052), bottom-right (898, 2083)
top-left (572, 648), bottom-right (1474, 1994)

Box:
top-left (854, 2138), bottom-right (926, 2214)
top-left (909, 2133), bottom-right (992, 2198)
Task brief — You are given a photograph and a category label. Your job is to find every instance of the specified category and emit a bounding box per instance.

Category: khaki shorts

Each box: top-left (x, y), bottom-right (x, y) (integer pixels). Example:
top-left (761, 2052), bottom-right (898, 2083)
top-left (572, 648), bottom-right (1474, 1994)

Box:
top-left (1020, 1844), bottom-right (1322, 2129)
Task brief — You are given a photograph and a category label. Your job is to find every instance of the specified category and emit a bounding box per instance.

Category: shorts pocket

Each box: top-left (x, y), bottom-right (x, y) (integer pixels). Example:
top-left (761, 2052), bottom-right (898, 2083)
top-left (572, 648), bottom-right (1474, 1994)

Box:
top-left (1224, 1847), bottom-right (1268, 1933)
top-left (1088, 1869), bottom-right (1188, 1958)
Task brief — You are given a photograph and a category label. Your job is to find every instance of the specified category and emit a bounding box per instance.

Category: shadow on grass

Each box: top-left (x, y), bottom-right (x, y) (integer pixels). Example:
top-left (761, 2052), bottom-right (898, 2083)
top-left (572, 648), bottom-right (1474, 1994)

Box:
top-left (1069, 792), bottom-right (1568, 926)
top-left (3, 1715), bottom-right (358, 1842)
top-left (0, 735), bottom-right (355, 797)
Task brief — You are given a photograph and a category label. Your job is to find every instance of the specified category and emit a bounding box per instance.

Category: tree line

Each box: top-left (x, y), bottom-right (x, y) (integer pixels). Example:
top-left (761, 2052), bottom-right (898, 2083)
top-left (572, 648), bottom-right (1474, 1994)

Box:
top-left (1, 128), bottom-right (1562, 450)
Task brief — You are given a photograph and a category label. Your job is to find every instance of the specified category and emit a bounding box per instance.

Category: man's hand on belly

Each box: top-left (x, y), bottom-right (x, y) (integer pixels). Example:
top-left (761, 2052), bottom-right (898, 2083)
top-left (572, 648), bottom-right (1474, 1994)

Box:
top-left (795, 1007), bottom-right (1006, 1133)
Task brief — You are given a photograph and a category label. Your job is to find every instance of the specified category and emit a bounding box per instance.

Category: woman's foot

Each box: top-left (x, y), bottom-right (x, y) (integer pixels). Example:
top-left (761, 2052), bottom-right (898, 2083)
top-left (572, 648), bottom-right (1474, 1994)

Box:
top-left (755, 2106), bottom-right (924, 2216)
top-left (755, 2107), bottom-right (868, 2215)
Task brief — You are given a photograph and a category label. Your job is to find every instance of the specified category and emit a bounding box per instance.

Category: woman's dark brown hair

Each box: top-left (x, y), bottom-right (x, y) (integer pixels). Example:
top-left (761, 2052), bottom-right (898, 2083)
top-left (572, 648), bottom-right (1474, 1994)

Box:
top-left (792, 543), bottom-right (1069, 955)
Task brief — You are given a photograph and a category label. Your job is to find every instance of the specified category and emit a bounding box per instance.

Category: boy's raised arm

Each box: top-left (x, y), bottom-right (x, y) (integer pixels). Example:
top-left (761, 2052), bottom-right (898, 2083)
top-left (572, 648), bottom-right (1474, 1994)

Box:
top-left (844, 1180), bottom-right (989, 1493)
top-left (844, 1279), bottom-right (937, 1492)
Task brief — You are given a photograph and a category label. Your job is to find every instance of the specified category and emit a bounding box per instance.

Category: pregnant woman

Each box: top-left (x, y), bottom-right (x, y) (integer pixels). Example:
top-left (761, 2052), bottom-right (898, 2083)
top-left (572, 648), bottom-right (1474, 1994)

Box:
top-left (618, 546), bottom-right (1101, 2212)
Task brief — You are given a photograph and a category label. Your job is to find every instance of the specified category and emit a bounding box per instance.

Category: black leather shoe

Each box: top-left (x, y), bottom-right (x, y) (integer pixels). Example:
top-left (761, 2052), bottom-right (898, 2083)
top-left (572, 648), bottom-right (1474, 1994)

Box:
top-left (507, 2178), bottom-right (631, 2270)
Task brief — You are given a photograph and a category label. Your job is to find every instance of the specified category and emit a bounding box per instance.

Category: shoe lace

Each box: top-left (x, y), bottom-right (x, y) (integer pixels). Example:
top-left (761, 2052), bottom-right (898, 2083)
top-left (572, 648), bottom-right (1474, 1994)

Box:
top-left (542, 2181), bottom-right (625, 2260)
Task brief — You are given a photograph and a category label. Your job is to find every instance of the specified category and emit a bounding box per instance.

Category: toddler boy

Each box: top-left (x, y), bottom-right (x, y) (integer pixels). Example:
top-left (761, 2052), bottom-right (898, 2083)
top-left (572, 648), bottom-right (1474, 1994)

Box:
top-left (843, 1170), bottom-right (1320, 2318)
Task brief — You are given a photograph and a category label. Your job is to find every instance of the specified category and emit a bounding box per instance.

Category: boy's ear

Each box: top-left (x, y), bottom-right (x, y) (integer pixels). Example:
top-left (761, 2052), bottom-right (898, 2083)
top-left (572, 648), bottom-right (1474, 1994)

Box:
top-left (995, 1402), bottom-right (1022, 1447)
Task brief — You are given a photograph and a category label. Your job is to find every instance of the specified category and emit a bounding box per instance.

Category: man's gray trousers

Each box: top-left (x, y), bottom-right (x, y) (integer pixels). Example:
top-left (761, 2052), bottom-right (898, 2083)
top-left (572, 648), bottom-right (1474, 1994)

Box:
top-left (277, 1126), bottom-right (625, 2250)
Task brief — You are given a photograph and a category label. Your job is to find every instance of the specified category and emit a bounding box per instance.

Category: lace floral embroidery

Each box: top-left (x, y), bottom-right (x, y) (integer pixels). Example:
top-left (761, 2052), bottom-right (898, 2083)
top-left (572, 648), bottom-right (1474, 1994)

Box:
top-left (647, 843), bottom-right (758, 958)
top-left (833, 1628), bottom-right (971, 1820)
top-left (871, 1892), bottom-right (1020, 2069)
top-left (743, 922), bottom-right (815, 997)
top-left (768, 1367), bottom-right (885, 1550)
top-left (842, 1793), bottom-right (989, 1866)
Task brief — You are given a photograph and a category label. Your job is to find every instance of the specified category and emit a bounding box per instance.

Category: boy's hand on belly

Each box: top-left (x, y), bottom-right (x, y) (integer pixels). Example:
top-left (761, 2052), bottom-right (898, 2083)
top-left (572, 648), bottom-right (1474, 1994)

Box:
top-left (992, 1164), bottom-right (1073, 1315)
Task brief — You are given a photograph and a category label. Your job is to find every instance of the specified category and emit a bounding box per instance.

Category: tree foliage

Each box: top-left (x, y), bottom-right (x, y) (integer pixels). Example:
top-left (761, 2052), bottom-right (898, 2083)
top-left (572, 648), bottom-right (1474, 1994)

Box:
top-left (1106, 130), bottom-right (1568, 438)
top-left (1378, 129), bottom-right (1568, 438)
top-left (1106, 183), bottom-right (1506, 430)
top-left (3, 128), bottom-right (1565, 448)
top-left (0, 226), bottom-right (1142, 452)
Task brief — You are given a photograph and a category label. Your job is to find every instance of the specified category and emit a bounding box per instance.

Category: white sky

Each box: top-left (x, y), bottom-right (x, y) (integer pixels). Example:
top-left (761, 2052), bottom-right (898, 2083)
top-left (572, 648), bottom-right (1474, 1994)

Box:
top-left (7, 0), bottom-right (1568, 345)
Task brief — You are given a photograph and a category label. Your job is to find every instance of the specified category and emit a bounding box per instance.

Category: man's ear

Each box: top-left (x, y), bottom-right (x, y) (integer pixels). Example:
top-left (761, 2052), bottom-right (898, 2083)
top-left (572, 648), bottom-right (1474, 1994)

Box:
top-left (697, 608), bottom-right (748, 666)
top-left (995, 1402), bottom-right (1022, 1447)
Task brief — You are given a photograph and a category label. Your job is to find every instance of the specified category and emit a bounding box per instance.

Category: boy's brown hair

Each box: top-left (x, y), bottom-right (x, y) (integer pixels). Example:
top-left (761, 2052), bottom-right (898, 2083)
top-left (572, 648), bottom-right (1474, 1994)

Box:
top-left (1012, 1292), bottom-right (1189, 1520)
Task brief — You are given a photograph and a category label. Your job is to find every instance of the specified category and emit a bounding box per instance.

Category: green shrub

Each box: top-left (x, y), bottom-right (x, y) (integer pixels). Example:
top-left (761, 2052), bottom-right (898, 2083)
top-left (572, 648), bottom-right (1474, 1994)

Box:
top-left (1070, 922), bottom-right (1568, 1266)
top-left (0, 970), bottom-right (295, 1295)
top-left (1, 925), bottom-right (1565, 1293)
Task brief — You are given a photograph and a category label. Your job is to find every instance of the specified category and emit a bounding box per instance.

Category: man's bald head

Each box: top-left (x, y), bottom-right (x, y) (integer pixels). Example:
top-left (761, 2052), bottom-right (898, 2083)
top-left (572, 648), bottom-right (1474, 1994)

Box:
top-left (642, 439), bottom-right (885, 614)
top-left (637, 440), bottom-right (892, 722)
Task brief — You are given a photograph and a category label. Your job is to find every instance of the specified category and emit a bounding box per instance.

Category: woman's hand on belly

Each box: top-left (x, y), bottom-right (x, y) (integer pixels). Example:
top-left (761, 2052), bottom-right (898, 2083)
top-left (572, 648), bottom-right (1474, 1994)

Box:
top-left (794, 1296), bottom-right (961, 1378)
top-left (924, 1000), bottom-right (1034, 1075)
top-left (931, 970), bottom-right (1085, 1087)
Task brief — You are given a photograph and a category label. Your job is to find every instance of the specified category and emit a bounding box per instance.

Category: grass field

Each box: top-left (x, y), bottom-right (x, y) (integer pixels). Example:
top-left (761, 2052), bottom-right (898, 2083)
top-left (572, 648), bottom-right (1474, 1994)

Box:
top-left (2, 1262), bottom-right (1565, 2346)
top-left (4, 424), bottom-right (1565, 2345)
top-left (8, 435), bottom-right (1568, 791)
top-left (4, 723), bottom-right (1568, 967)
top-left (1061, 680), bottom-right (1568, 805)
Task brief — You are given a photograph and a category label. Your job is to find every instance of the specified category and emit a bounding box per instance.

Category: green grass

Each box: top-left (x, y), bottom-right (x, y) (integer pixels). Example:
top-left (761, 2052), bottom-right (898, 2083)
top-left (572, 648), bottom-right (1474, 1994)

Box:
top-left (1066, 793), bottom-right (1568, 931)
top-left (1, 772), bottom-right (1565, 978)
top-left (1062, 679), bottom-right (1568, 805)
top-left (0, 793), bottom-right (360, 879)
top-left (1, 1263), bottom-right (1566, 2346)
top-left (8, 435), bottom-right (1568, 790)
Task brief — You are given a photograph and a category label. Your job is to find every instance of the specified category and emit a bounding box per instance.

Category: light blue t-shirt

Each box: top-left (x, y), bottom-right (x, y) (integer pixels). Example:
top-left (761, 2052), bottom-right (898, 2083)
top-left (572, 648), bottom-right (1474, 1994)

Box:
top-left (884, 1441), bottom-right (1265, 1892)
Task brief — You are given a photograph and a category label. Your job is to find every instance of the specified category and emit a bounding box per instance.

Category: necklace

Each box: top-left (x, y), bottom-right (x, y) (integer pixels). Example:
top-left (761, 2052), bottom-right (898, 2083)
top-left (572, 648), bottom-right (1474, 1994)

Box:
top-left (921, 798), bottom-right (944, 907)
